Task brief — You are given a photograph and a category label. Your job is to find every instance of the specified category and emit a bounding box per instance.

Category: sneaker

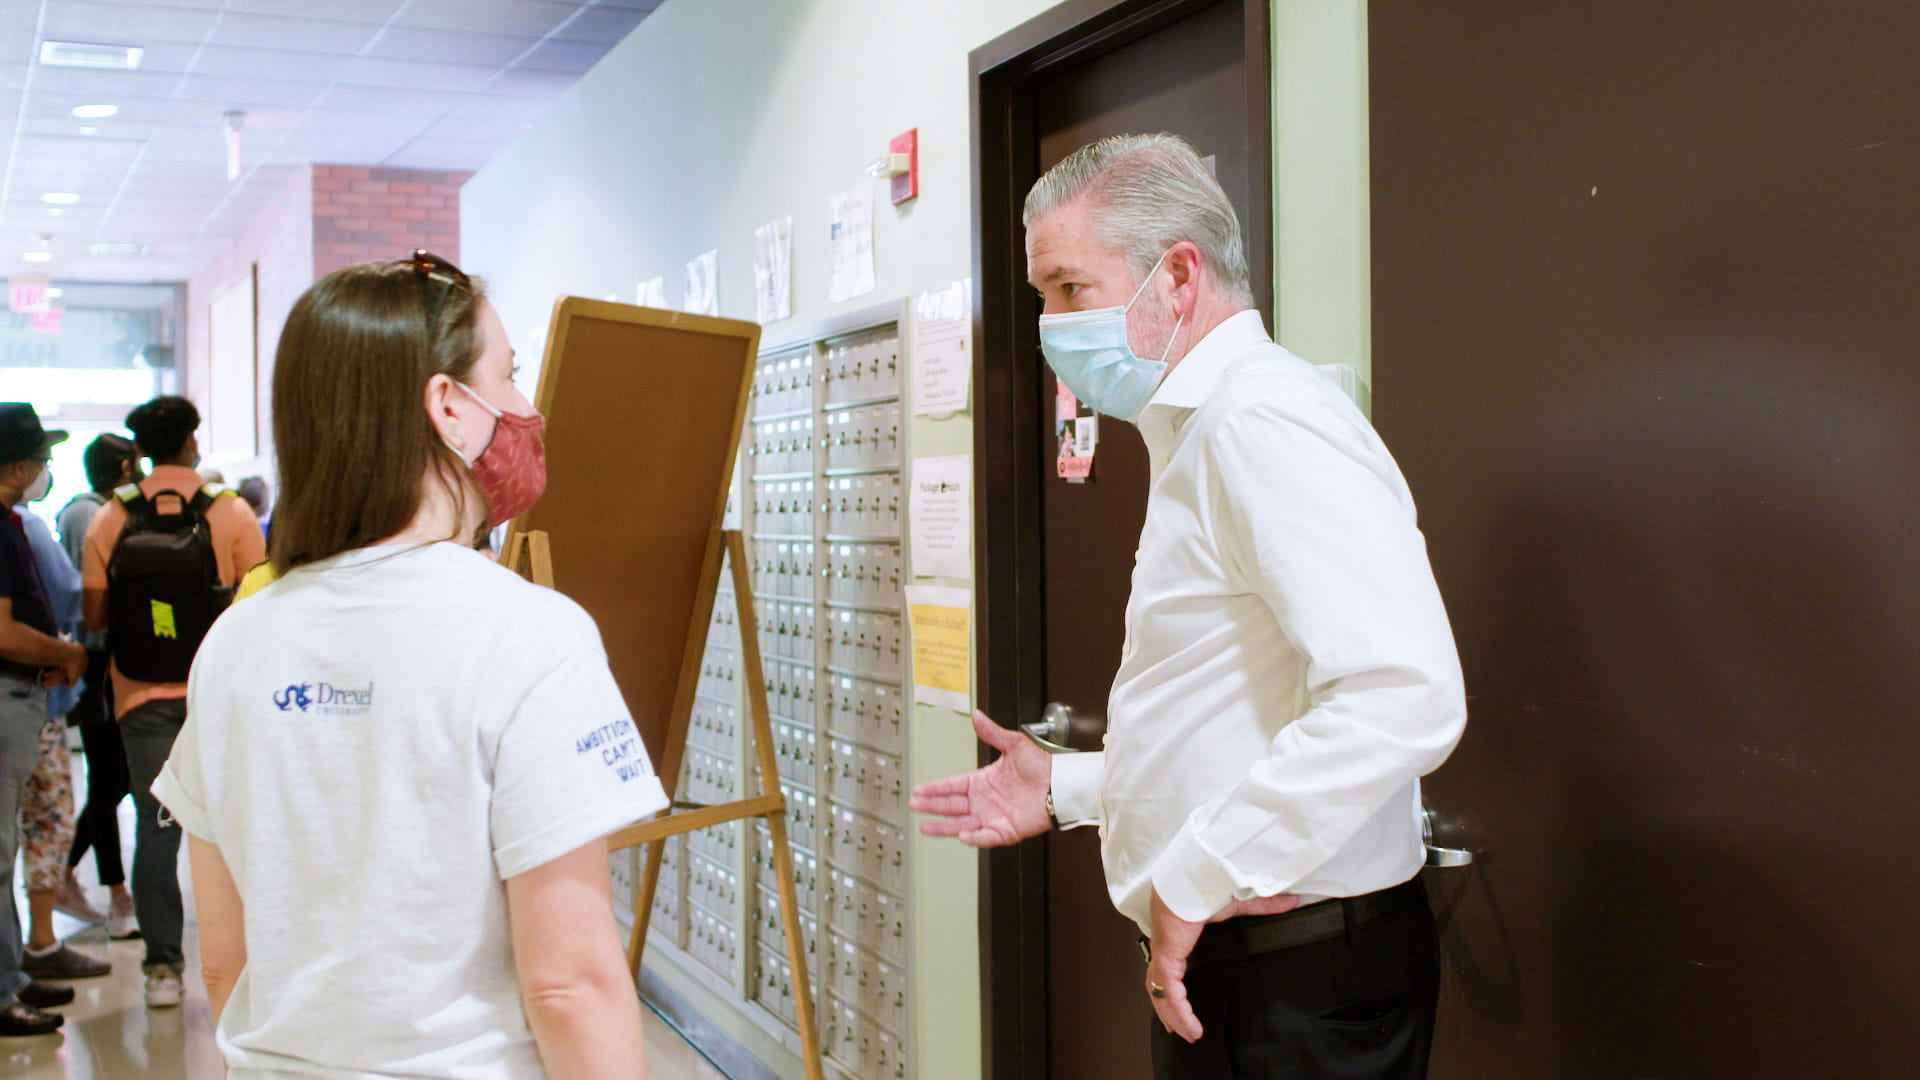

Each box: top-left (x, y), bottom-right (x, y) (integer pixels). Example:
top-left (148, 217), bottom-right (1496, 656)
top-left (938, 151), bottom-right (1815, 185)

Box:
top-left (17, 981), bottom-right (74, 1009)
top-left (54, 871), bottom-right (106, 924)
top-left (107, 893), bottom-right (140, 940)
top-left (144, 965), bottom-right (184, 1009)
top-left (21, 942), bottom-right (111, 980)
top-left (0, 1000), bottom-right (63, 1036)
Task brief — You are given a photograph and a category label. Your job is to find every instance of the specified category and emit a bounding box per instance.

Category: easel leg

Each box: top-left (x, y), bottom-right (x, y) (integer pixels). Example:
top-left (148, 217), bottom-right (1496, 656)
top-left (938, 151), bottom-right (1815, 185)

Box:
top-left (629, 838), bottom-right (667, 982)
top-left (765, 810), bottom-right (826, 1080)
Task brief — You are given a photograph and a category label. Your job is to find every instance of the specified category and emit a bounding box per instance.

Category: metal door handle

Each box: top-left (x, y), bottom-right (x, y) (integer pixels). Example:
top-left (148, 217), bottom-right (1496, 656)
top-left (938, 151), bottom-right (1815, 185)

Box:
top-left (1021, 702), bottom-right (1079, 754)
top-left (1422, 808), bottom-right (1474, 868)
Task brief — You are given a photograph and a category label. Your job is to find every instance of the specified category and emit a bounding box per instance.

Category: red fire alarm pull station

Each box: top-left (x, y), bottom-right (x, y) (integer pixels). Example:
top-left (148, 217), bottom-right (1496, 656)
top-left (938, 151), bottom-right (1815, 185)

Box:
top-left (889, 128), bottom-right (918, 205)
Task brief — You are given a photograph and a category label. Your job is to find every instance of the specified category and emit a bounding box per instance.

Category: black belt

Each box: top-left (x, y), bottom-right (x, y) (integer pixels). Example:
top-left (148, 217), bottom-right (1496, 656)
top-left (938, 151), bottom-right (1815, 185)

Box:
top-left (1156, 879), bottom-right (1426, 972)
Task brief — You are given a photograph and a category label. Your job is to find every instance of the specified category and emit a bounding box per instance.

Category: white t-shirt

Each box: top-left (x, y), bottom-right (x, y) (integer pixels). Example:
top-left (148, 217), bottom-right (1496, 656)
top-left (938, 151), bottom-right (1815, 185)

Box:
top-left (153, 542), bottom-right (669, 1079)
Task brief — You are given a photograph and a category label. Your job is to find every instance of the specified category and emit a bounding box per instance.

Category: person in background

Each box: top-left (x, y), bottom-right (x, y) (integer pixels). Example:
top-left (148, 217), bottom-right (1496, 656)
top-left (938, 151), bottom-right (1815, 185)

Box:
top-left (0, 403), bottom-right (87, 1037)
top-left (236, 476), bottom-right (270, 536)
top-left (15, 490), bottom-right (112, 982)
top-left (912, 135), bottom-right (1467, 1079)
top-left (81, 396), bottom-right (265, 1009)
top-left (153, 254), bottom-right (662, 1079)
top-left (53, 434), bottom-right (141, 940)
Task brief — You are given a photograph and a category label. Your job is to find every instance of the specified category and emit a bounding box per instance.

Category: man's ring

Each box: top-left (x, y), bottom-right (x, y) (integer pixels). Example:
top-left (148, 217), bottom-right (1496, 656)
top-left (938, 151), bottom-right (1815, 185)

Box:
top-left (1149, 982), bottom-right (1168, 999)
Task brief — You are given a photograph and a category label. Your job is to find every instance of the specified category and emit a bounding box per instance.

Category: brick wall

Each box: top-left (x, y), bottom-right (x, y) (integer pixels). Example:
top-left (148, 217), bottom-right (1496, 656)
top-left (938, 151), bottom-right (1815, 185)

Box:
top-left (184, 165), bottom-right (314, 468)
top-left (183, 163), bottom-right (468, 471)
top-left (312, 165), bottom-right (470, 279)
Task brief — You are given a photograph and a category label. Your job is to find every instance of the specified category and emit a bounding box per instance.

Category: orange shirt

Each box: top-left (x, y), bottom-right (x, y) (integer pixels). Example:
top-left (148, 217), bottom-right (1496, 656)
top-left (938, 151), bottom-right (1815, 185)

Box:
top-left (81, 465), bottom-right (267, 718)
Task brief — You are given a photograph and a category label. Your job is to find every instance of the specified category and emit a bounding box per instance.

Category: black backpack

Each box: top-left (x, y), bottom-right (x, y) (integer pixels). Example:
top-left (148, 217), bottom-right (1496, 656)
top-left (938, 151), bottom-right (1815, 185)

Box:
top-left (106, 483), bottom-right (237, 683)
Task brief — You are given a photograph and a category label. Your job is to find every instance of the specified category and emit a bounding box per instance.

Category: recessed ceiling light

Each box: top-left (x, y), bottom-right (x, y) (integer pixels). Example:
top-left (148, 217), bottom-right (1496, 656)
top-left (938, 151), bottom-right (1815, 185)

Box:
top-left (46, 288), bottom-right (64, 299)
top-left (40, 42), bottom-right (143, 71)
top-left (89, 242), bottom-right (148, 257)
top-left (45, 208), bottom-right (64, 218)
top-left (72, 104), bottom-right (119, 119)
top-left (78, 125), bottom-right (100, 135)
top-left (22, 252), bottom-right (53, 263)
top-left (41, 193), bottom-right (79, 205)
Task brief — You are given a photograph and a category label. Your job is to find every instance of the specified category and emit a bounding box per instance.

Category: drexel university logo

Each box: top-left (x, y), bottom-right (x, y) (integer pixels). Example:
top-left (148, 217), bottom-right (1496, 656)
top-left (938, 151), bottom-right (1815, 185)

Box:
top-left (273, 681), bottom-right (373, 715)
top-left (273, 684), bottom-right (313, 712)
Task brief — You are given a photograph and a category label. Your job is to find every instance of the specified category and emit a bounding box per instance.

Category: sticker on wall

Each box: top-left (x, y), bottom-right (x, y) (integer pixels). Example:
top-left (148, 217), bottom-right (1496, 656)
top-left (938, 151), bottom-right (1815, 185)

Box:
top-left (1055, 379), bottom-right (1095, 482)
top-left (828, 183), bottom-right (874, 303)
top-left (636, 276), bottom-right (667, 308)
top-left (753, 216), bottom-right (792, 324)
top-left (905, 585), bottom-right (971, 714)
top-left (683, 249), bottom-right (719, 316)
top-left (911, 279), bottom-right (971, 418)
top-left (908, 454), bottom-right (970, 580)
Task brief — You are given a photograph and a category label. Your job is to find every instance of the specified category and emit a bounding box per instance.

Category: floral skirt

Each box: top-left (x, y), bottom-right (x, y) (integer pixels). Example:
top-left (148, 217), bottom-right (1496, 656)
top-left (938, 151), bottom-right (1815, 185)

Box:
top-left (22, 717), bottom-right (75, 893)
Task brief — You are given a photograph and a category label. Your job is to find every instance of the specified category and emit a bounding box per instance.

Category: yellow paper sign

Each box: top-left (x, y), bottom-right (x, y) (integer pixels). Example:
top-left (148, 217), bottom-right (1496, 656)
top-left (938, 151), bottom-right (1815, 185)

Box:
top-left (905, 585), bottom-right (971, 713)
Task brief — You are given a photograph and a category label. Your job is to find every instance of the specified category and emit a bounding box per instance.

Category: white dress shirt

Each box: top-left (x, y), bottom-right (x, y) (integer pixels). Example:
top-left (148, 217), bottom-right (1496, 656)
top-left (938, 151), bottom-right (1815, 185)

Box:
top-left (1049, 309), bottom-right (1467, 934)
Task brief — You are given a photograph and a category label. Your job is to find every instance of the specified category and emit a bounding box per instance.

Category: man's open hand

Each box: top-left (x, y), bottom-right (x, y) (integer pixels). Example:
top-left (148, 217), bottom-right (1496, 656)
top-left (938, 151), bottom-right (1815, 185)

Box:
top-left (909, 710), bottom-right (1052, 847)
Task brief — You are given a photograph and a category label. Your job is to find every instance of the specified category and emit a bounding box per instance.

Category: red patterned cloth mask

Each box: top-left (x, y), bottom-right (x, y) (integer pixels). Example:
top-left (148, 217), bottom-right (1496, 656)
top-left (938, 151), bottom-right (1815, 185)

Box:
top-left (456, 381), bottom-right (547, 529)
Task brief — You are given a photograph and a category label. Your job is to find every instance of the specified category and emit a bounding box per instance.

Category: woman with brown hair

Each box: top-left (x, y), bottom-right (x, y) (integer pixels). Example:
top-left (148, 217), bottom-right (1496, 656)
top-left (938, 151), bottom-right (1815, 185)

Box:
top-left (151, 254), bottom-right (664, 1079)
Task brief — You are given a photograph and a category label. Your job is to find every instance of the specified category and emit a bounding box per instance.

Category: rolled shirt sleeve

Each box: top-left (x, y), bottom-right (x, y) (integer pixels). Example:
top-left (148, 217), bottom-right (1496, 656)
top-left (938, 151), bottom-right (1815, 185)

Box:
top-left (1147, 401), bottom-right (1468, 921)
top-left (488, 607), bottom-right (670, 880)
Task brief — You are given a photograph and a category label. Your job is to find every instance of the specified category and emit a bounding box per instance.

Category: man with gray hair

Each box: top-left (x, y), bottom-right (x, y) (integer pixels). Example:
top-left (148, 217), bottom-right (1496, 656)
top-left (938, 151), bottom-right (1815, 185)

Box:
top-left (912, 133), bottom-right (1467, 1078)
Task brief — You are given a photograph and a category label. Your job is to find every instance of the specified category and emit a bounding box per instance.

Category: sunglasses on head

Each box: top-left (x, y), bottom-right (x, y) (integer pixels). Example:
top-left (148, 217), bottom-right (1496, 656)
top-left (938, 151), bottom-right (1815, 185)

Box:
top-left (395, 249), bottom-right (470, 331)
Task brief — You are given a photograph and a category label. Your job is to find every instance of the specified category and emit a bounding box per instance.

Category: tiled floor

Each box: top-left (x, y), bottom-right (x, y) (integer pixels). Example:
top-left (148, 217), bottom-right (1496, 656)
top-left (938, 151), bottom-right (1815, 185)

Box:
top-left (6, 754), bottom-right (729, 1079)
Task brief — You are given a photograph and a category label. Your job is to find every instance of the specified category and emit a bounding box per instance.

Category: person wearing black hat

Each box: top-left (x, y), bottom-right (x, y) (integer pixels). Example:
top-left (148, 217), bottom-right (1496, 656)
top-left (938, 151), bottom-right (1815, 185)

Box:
top-left (0, 402), bottom-right (89, 1037)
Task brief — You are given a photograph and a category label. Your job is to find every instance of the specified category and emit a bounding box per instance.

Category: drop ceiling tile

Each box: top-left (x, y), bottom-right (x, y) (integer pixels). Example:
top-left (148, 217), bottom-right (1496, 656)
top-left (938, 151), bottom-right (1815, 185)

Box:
top-left (208, 13), bottom-right (383, 54)
top-left (395, 0), bottom-right (578, 39)
top-left (339, 56), bottom-right (497, 93)
top-left (39, 2), bottom-right (221, 44)
top-left (295, 107), bottom-right (438, 136)
top-left (0, 62), bottom-right (31, 91)
top-left (514, 38), bottom-right (604, 74)
top-left (420, 109), bottom-right (532, 141)
top-left (190, 45), bottom-right (353, 82)
top-left (550, 5), bottom-right (650, 44)
top-left (447, 94), bottom-right (552, 125)
top-left (314, 84), bottom-right (472, 115)
top-left (259, 129), bottom-right (414, 165)
top-left (20, 116), bottom-right (156, 141)
top-left (225, 0), bottom-right (404, 20)
top-left (363, 26), bottom-right (540, 67)
top-left (173, 73), bottom-right (329, 109)
top-left (28, 68), bottom-right (186, 99)
top-left (591, 0), bottom-right (664, 9)
top-left (481, 66), bottom-right (576, 98)
top-left (380, 135), bottom-right (508, 171)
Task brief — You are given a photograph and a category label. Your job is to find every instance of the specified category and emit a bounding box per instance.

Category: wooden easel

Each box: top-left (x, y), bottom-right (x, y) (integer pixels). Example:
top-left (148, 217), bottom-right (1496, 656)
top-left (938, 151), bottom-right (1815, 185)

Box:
top-left (506, 526), bottom-right (825, 1080)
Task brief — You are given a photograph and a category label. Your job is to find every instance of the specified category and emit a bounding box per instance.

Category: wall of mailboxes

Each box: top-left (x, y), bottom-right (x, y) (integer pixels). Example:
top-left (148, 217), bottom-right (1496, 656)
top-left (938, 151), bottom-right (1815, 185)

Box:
top-left (610, 319), bottom-right (917, 1080)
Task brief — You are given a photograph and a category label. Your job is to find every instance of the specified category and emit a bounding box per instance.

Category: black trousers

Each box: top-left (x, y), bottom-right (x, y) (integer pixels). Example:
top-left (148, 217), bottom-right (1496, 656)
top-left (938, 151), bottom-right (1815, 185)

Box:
top-left (1151, 879), bottom-right (1440, 1080)
top-left (66, 648), bottom-right (129, 888)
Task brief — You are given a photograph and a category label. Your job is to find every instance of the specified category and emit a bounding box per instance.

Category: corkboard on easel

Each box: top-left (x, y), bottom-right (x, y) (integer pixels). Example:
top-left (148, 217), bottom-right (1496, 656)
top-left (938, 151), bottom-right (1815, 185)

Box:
top-left (502, 297), bottom-right (757, 782)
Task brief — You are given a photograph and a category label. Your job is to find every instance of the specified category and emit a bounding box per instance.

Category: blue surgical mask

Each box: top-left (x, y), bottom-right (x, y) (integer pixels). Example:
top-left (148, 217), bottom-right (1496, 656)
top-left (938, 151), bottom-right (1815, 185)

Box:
top-left (1037, 249), bottom-right (1184, 422)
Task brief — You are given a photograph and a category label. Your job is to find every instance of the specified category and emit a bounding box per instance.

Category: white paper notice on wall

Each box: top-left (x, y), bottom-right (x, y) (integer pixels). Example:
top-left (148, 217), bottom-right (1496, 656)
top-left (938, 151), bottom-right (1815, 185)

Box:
top-left (911, 279), bottom-right (971, 417)
top-left (828, 183), bottom-right (874, 303)
top-left (909, 454), bottom-right (971, 580)
top-left (683, 250), bottom-right (719, 316)
top-left (637, 276), bottom-right (667, 308)
top-left (905, 585), bottom-right (971, 714)
top-left (753, 216), bottom-right (792, 324)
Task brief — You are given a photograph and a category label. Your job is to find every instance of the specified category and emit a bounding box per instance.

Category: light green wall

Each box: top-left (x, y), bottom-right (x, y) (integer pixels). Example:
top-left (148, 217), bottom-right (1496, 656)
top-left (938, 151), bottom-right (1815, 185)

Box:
top-left (462, 1), bottom-right (1371, 1076)
top-left (1273, 0), bottom-right (1372, 384)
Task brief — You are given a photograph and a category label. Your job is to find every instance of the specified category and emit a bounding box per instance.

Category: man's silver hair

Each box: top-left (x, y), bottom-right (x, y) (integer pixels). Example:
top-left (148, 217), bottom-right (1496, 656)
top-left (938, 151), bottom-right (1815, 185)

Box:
top-left (1023, 133), bottom-right (1253, 307)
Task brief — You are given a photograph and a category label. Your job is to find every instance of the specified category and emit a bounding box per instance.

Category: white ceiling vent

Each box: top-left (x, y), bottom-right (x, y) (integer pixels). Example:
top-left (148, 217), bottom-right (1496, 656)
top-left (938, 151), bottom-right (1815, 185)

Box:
top-left (38, 41), bottom-right (145, 70)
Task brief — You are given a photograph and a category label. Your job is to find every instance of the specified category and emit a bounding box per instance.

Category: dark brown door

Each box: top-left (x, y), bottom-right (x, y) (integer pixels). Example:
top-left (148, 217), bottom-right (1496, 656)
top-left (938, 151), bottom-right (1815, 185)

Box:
top-left (972, 2), bottom-right (1271, 1077)
top-left (1370, 3), bottom-right (1920, 1076)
